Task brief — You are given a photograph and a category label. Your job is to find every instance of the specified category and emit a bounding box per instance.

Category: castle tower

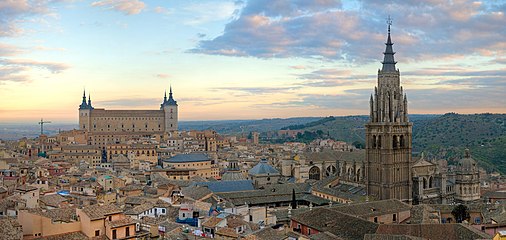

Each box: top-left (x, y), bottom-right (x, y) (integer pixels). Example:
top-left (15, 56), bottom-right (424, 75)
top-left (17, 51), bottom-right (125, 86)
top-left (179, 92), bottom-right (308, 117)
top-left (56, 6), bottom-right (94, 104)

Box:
top-left (79, 90), bottom-right (93, 131)
top-left (365, 20), bottom-right (412, 201)
top-left (161, 86), bottom-right (178, 132)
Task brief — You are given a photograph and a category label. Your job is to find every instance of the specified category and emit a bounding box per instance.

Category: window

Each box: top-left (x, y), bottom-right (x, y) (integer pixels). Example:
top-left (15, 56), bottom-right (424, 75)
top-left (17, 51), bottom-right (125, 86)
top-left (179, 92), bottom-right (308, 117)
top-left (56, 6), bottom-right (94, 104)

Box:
top-left (95, 230), bottom-right (100, 236)
top-left (475, 217), bottom-right (481, 224)
top-left (126, 227), bottom-right (130, 237)
top-left (112, 229), bottom-right (117, 239)
top-left (374, 217), bottom-right (378, 223)
top-left (308, 228), bottom-right (311, 235)
top-left (109, 216), bottom-right (112, 221)
top-left (161, 208), bottom-right (166, 214)
top-left (393, 214), bottom-right (397, 222)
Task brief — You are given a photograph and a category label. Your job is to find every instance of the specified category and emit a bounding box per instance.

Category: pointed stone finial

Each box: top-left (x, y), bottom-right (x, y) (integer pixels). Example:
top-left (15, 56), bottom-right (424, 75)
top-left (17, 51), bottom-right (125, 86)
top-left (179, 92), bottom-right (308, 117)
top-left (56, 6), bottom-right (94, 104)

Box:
top-left (465, 148), bottom-right (470, 158)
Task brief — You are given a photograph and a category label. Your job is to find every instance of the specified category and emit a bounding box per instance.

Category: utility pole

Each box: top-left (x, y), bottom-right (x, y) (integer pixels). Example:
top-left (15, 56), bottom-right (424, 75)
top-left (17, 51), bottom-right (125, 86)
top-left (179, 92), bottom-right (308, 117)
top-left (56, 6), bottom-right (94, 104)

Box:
top-left (38, 118), bottom-right (51, 135)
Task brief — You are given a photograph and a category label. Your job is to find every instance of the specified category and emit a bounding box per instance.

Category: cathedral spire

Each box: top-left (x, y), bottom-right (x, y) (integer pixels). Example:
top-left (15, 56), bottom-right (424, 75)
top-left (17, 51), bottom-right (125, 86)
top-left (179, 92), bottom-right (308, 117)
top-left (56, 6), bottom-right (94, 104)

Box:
top-left (164, 90), bottom-right (167, 103)
top-left (382, 16), bottom-right (397, 72)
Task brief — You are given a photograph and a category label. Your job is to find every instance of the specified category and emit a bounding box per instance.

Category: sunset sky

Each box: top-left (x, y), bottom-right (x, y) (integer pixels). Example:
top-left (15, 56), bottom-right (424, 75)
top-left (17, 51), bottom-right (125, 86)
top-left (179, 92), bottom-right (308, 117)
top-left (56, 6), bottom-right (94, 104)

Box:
top-left (0, 0), bottom-right (505, 123)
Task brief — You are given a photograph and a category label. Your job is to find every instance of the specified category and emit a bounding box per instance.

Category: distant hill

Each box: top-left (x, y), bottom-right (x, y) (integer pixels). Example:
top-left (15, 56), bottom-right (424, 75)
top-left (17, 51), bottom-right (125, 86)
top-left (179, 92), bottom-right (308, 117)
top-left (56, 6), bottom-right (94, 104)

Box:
top-left (278, 113), bottom-right (506, 173)
top-left (176, 117), bottom-right (323, 135)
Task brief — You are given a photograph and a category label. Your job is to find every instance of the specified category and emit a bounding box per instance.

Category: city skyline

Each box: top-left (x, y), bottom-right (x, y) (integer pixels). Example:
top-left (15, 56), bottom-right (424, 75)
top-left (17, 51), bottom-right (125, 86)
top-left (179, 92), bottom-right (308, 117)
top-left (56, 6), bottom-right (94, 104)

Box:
top-left (1, 0), bottom-right (506, 123)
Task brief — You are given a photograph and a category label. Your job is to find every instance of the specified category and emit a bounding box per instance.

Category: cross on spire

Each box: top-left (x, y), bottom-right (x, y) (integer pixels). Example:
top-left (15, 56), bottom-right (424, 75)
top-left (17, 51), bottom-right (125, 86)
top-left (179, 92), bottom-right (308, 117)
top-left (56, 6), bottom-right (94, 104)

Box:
top-left (387, 15), bottom-right (393, 33)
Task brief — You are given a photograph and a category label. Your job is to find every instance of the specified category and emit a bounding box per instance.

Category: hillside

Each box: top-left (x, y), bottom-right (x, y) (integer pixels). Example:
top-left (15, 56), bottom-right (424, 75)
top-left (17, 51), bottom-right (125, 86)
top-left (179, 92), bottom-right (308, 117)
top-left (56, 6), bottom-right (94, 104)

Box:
top-left (278, 113), bottom-right (506, 173)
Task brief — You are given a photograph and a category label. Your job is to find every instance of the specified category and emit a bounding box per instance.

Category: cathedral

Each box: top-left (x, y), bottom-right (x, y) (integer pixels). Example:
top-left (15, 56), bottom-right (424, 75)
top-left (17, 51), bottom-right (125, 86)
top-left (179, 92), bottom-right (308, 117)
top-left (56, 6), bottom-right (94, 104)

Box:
top-left (365, 22), bottom-right (413, 202)
top-left (78, 87), bottom-right (178, 145)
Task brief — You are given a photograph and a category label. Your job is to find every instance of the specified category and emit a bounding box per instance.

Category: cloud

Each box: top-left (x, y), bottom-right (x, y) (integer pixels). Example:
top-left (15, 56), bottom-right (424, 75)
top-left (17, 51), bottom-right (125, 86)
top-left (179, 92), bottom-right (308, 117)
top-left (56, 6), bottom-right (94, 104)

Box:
top-left (0, 58), bottom-right (69, 84)
top-left (297, 68), bottom-right (374, 87)
top-left (214, 86), bottom-right (301, 95)
top-left (0, 43), bottom-right (24, 56)
top-left (153, 6), bottom-right (172, 15)
top-left (0, 0), bottom-right (54, 37)
top-left (91, 0), bottom-right (146, 15)
top-left (192, 0), bottom-right (506, 62)
top-left (156, 73), bottom-right (170, 79)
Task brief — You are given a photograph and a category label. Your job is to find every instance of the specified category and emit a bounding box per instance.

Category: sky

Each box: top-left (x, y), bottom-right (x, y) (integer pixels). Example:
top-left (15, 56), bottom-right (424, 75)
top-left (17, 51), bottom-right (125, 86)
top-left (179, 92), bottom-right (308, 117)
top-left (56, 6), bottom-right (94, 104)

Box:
top-left (0, 0), bottom-right (505, 123)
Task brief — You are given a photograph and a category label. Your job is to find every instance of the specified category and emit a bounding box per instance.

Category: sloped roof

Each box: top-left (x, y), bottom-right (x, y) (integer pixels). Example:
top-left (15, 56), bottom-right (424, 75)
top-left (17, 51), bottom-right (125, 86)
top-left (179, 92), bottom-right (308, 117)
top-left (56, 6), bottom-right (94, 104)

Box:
top-left (163, 153), bottom-right (210, 163)
top-left (292, 208), bottom-right (379, 240)
top-left (192, 180), bottom-right (254, 193)
top-left (248, 159), bottom-right (280, 176)
top-left (81, 204), bottom-right (122, 220)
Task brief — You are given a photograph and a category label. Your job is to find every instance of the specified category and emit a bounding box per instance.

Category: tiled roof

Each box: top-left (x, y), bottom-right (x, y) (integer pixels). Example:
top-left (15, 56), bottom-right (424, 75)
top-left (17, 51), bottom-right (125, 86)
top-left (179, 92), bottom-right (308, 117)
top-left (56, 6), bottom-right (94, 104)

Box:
top-left (37, 231), bottom-right (88, 240)
top-left (81, 204), bottom-right (122, 220)
top-left (192, 180), bottom-right (254, 193)
top-left (330, 199), bottom-right (411, 218)
top-left (364, 234), bottom-right (424, 240)
top-left (0, 218), bottom-right (22, 240)
top-left (216, 227), bottom-right (239, 238)
top-left (202, 216), bottom-right (224, 228)
top-left (181, 185), bottom-right (213, 201)
top-left (250, 227), bottom-right (290, 240)
top-left (248, 159), bottom-right (280, 176)
top-left (375, 224), bottom-right (490, 240)
top-left (291, 207), bottom-right (379, 240)
top-left (28, 207), bottom-right (77, 222)
top-left (107, 217), bottom-right (136, 228)
top-left (39, 194), bottom-right (68, 207)
top-left (163, 153), bottom-right (210, 163)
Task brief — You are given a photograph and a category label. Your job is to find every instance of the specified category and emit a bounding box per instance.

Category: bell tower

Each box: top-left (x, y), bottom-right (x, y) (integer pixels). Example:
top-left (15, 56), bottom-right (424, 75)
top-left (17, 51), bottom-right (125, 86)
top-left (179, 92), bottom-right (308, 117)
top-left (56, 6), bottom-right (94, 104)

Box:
top-left (365, 18), bottom-right (412, 201)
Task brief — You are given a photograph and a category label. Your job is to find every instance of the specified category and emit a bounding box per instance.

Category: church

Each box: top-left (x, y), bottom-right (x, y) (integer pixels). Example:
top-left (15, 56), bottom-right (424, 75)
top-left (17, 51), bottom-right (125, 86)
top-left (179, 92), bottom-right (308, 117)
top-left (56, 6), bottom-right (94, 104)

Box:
top-left (78, 87), bottom-right (178, 145)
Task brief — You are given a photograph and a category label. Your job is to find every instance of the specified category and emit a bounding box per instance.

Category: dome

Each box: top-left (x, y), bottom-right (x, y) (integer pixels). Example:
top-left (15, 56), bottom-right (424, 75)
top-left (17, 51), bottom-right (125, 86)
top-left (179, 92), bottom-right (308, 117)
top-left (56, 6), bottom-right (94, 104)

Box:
top-left (457, 149), bottom-right (478, 172)
top-left (248, 159), bottom-right (280, 176)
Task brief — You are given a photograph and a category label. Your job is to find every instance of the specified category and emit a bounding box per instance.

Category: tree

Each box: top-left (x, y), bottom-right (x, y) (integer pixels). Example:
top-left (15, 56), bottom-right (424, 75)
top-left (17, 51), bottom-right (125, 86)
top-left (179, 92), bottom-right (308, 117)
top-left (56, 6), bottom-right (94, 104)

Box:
top-left (451, 204), bottom-right (470, 223)
top-left (352, 141), bottom-right (365, 149)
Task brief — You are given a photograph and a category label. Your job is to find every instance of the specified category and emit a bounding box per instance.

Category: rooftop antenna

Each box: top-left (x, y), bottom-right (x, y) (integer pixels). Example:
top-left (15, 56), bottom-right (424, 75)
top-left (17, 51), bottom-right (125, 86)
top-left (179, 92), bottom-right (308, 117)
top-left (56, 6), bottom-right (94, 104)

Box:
top-left (38, 118), bottom-right (52, 135)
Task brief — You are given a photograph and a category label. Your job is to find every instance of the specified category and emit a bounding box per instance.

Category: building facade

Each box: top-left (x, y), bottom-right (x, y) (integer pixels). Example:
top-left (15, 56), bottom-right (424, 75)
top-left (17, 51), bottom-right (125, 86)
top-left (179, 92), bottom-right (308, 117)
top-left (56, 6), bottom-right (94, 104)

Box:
top-left (78, 87), bottom-right (178, 145)
top-left (365, 23), bottom-right (412, 201)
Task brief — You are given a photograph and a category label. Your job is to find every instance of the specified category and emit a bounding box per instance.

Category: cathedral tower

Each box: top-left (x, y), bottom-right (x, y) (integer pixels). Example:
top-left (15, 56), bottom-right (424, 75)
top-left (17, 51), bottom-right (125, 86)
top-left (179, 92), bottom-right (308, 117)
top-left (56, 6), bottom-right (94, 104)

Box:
top-left (161, 86), bottom-right (178, 132)
top-left (365, 20), bottom-right (412, 201)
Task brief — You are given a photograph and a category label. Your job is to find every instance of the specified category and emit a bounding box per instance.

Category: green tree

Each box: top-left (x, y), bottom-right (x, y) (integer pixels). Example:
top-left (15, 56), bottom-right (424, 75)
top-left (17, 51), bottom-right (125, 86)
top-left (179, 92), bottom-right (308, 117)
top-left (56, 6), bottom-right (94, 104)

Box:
top-left (451, 204), bottom-right (470, 223)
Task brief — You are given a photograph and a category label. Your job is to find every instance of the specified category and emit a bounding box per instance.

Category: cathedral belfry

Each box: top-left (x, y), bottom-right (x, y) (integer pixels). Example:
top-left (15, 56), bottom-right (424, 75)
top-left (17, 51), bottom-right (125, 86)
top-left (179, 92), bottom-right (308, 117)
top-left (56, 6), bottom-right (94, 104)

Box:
top-left (365, 18), bottom-right (412, 202)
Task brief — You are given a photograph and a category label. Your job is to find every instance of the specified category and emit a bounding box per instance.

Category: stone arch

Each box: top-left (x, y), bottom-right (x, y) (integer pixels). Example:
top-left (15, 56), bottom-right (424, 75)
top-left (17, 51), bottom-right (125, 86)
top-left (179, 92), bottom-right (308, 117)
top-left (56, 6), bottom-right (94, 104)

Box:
top-left (392, 135), bottom-right (398, 149)
top-left (372, 135), bottom-right (377, 148)
top-left (309, 166), bottom-right (321, 180)
top-left (378, 135), bottom-right (382, 148)
top-left (356, 168), bottom-right (361, 182)
top-left (400, 135), bottom-right (405, 148)
top-left (423, 177), bottom-right (427, 189)
top-left (428, 176), bottom-right (433, 188)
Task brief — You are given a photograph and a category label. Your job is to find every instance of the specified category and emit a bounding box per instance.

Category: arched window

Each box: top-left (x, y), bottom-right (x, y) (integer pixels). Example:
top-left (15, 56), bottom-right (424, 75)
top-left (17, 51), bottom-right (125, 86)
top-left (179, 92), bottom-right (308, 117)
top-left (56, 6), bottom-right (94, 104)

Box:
top-left (392, 135), bottom-right (398, 149)
top-left (423, 178), bottom-right (427, 189)
top-left (378, 136), bottom-right (382, 148)
top-left (428, 176), bottom-right (433, 188)
top-left (400, 135), bottom-right (405, 148)
top-left (309, 166), bottom-right (320, 180)
top-left (372, 135), bottom-right (377, 148)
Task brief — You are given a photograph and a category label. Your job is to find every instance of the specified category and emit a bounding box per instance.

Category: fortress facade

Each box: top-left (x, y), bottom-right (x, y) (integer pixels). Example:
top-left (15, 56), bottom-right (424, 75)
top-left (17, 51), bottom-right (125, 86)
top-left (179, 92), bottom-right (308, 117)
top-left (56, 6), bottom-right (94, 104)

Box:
top-left (78, 87), bottom-right (178, 145)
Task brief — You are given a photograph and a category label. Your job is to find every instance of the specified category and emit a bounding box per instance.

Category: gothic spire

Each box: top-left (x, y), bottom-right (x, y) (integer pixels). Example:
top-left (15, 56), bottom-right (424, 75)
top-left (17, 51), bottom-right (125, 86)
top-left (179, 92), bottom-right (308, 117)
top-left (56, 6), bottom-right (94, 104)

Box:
top-left (88, 94), bottom-right (92, 108)
top-left (164, 90), bottom-right (167, 103)
top-left (80, 89), bottom-right (88, 109)
top-left (382, 16), bottom-right (397, 72)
